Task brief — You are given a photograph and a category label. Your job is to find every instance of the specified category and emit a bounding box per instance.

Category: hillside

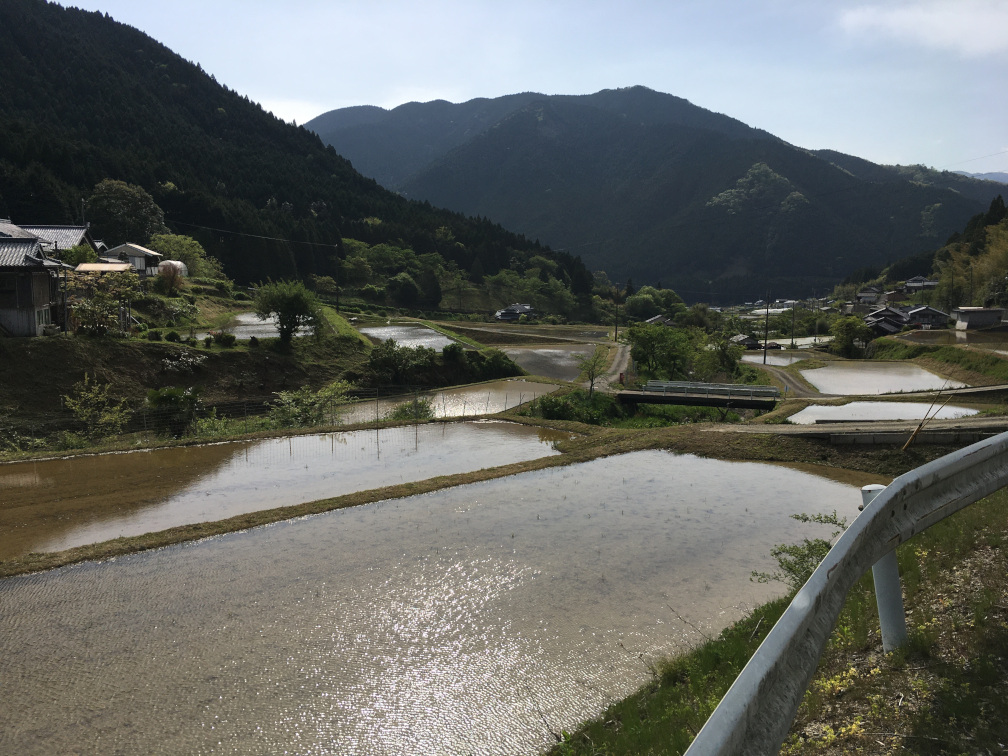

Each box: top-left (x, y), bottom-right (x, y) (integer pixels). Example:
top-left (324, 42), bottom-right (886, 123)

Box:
top-left (308, 87), bottom-right (1000, 302)
top-left (0, 0), bottom-right (589, 300)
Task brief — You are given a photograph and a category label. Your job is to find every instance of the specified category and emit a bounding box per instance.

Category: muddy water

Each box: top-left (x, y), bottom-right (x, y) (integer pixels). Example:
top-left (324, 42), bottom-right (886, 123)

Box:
top-left (338, 379), bottom-right (557, 424)
top-left (788, 401), bottom-right (979, 425)
top-left (800, 361), bottom-right (966, 395)
top-left (0, 421), bottom-right (568, 560)
top-left (359, 324), bottom-right (456, 350)
top-left (0, 452), bottom-right (862, 756)
top-left (504, 345), bottom-right (596, 381)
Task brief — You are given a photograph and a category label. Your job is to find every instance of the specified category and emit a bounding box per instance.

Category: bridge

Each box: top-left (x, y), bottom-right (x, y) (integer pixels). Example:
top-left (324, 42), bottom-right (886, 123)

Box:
top-left (616, 380), bottom-right (780, 410)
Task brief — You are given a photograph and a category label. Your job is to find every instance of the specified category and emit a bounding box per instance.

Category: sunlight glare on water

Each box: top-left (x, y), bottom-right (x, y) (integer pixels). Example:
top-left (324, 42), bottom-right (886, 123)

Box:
top-left (0, 451), bottom-right (863, 755)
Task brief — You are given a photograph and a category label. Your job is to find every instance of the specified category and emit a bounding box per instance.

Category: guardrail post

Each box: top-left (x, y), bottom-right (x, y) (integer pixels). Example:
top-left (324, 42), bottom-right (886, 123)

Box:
top-left (862, 483), bottom-right (908, 652)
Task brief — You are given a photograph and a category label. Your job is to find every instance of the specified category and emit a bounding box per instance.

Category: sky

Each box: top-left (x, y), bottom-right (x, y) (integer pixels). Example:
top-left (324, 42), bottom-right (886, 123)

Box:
top-left (67, 0), bottom-right (1007, 175)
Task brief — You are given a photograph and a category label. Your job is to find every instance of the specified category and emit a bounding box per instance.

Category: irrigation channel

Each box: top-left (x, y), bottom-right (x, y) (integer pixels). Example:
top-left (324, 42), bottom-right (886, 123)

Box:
top-left (0, 450), bottom-right (864, 755)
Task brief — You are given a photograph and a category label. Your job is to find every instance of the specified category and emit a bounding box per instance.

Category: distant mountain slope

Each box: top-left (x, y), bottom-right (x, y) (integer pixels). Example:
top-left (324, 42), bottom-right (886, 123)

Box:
top-left (0, 0), bottom-right (583, 289)
top-left (309, 88), bottom-right (999, 302)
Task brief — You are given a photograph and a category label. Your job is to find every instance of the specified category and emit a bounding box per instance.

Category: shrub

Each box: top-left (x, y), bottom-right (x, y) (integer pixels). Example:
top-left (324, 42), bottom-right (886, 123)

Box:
top-left (386, 397), bottom-right (435, 422)
top-left (63, 373), bottom-right (132, 439)
top-left (269, 380), bottom-right (351, 427)
top-left (203, 336), bottom-right (213, 348)
top-left (248, 336), bottom-right (259, 348)
top-left (147, 386), bottom-right (202, 436)
top-left (165, 330), bottom-right (181, 342)
top-left (213, 331), bottom-right (237, 348)
top-left (147, 329), bottom-right (163, 341)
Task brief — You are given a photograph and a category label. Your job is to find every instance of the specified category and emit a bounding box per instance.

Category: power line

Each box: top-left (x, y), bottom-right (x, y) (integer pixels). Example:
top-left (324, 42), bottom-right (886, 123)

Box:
top-left (166, 218), bottom-right (341, 250)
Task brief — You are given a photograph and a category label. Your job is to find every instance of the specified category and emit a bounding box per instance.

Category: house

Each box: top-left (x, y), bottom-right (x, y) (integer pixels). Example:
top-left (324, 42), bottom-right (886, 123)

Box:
top-left (864, 306), bottom-right (909, 336)
top-left (952, 307), bottom-right (1004, 331)
top-left (494, 303), bottom-right (535, 322)
top-left (730, 333), bottom-right (760, 349)
top-left (906, 305), bottom-right (948, 329)
top-left (0, 236), bottom-right (65, 336)
top-left (904, 276), bottom-right (938, 294)
top-left (645, 314), bottom-right (674, 327)
top-left (106, 243), bottom-right (163, 278)
top-left (855, 286), bottom-right (882, 305)
top-left (19, 224), bottom-right (106, 258)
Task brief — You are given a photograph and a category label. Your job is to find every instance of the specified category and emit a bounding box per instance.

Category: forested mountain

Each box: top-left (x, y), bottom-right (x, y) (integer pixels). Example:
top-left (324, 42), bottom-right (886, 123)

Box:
top-left (0, 0), bottom-right (589, 296)
top-left (308, 87), bottom-right (1002, 303)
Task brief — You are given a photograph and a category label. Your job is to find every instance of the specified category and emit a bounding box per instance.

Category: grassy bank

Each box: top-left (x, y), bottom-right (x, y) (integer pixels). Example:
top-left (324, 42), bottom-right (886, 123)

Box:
top-left (871, 337), bottom-right (1008, 385)
top-left (548, 485), bottom-right (1008, 756)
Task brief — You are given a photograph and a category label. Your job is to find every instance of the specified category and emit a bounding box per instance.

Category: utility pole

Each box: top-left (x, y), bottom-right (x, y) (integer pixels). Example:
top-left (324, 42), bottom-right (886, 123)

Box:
top-left (763, 293), bottom-right (770, 365)
top-left (790, 301), bottom-right (796, 349)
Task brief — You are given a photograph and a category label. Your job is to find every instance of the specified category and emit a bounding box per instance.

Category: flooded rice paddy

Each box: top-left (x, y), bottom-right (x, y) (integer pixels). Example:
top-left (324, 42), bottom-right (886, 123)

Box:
top-left (358, 324), bottom-right (456, 350)
top-left (338, 379), bottom-right (557, 424)
top-left (195, 312), bottom-right (302, 341)
top-left (800, 361), bottom-right (966, 395)
top-left (788, 401), bottom-right (979, 425)
top-left (741, 352), bottom-right (805, 367)
top-left (898, 327), bottom-right (1008, 353)
top-left (0, 421), bottom-right (568, 560)
top-left (0, 452), bottom-right (863, 755)
top-left (503, 346), bottom-right (597, 381)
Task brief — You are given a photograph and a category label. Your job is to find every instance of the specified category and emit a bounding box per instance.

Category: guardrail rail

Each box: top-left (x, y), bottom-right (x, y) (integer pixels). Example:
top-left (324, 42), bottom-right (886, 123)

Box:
top-left (684, 430), bottom-right (1008, 755)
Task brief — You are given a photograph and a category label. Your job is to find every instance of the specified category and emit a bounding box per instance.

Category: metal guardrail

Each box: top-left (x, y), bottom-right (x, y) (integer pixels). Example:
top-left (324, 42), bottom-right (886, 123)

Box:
top-left (684, 430), bottom-right (1008, 755)
top-left (643, 380), bottom-right (780, 400)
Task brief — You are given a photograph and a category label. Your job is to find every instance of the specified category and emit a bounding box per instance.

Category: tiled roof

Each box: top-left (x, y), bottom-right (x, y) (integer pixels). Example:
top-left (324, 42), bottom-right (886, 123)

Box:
top-left (0, 237), bottom-right (45, 267)
top-left (20, 225), bottom-right (89, 251)
top-left (0, 222), bottom-right (39, 239)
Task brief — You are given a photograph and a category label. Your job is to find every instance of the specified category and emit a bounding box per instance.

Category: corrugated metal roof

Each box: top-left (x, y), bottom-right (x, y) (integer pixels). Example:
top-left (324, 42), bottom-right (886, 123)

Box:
top-left (75, 262), bottom-right (132, 273)
top-left (106, 242), bottom-right (162, 259)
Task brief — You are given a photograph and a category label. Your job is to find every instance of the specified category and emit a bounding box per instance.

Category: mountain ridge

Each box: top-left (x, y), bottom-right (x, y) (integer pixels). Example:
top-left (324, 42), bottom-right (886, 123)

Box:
top-left (308, 88), bottom-right (999, 302)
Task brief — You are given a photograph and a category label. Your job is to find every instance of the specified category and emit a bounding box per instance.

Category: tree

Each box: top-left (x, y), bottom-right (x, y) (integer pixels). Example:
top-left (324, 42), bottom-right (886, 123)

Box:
top-left (87, 179), bottom-right (168, 245)
top-left (147, 233), bottom-right (226, 279)
top-left (576, 345), bottom-right (609, 397)
top-left (61, 243), bottom-right (97, 267)
top-left (68, 270), bottom-right (141, 335)
top-left (829, 316), bottom-right (873, 358)
top-left (253, 279), bottom-right (321, 346)
top-left (63, 373), bottom-right (132, 439)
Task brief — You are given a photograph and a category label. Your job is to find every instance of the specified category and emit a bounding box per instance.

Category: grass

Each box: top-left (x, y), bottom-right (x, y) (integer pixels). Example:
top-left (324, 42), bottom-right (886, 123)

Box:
top-left (548, 486), bottom-right (1008, 756)
top-left (871, 337), bottom-right (1008, 385)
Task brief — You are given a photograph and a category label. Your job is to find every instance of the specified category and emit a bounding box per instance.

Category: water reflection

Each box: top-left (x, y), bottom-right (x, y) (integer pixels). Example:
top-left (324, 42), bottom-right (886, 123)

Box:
top-left (0, 421), bottom-right (567, 560)
top-left (741, 353), bottom-right (804, 367)
top-left (800, 361), bottom-right (966, 395)
top-left (788, 401), bottom-right (978, 425)
top-left (359, 324), bottom-right (456, 350)
top-left (339, 379), bottom-right (557, 424)
top-left (504, 346), bottom-right (596, 381)
top-left (195, 312), bottom-right (304, 340)
top-left (0, 451), bottom-right (862, 756)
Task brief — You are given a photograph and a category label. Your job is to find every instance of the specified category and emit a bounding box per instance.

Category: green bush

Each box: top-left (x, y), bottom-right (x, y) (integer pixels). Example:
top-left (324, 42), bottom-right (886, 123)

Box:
top-left (63, 373), bottom-right (132, 439)
top-left (147, 329), bottom-right (163, 341)
top-left (386, 397), bottom-right (435, 422)
top-left (165, 330), bottom-right (181, 342)
top-left (212, 331), bottom-right (237, 348)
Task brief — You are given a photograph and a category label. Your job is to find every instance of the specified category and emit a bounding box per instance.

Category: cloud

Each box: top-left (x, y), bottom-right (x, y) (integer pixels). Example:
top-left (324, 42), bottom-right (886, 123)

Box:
top-left (839, 1), bottom-right (1008, 57)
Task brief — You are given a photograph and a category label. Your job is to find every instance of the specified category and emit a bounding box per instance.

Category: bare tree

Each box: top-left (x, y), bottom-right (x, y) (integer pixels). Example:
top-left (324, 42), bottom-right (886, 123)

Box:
top-left (576, 345), bottom-right (609, 397)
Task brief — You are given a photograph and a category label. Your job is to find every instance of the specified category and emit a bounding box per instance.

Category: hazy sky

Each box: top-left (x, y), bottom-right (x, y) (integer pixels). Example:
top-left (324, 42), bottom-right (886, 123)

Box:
top-left (68, 0), bottom-right (1007, 174)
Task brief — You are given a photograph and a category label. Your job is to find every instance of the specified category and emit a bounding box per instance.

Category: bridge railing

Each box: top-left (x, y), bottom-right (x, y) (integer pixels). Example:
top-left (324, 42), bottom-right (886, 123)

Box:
top-left (683, 430), bottom-right (1008, 755)
top-left (643, 380), bottom-right (780, 400)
